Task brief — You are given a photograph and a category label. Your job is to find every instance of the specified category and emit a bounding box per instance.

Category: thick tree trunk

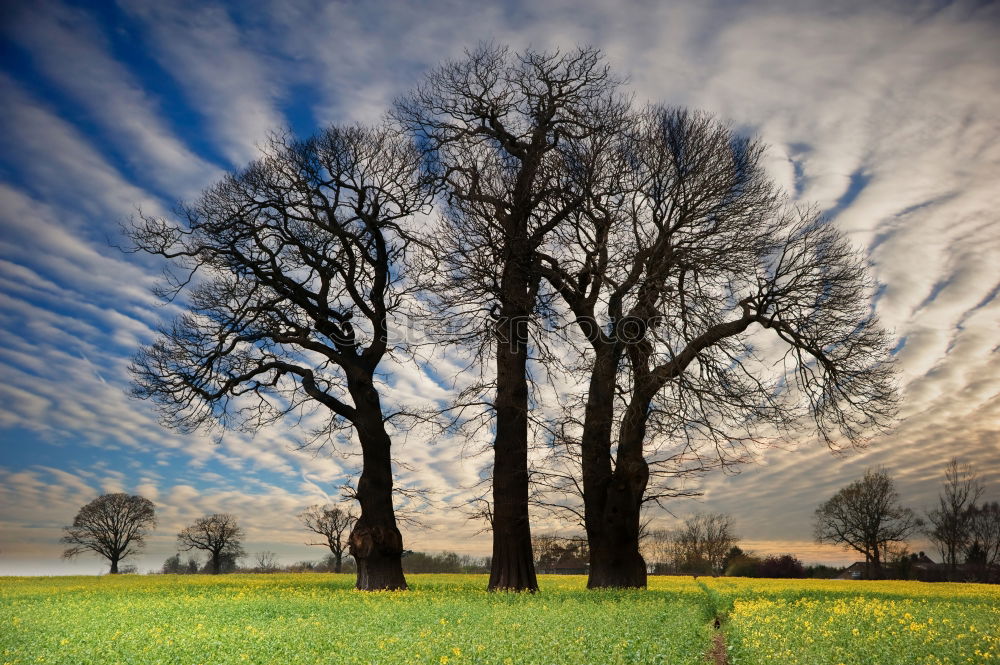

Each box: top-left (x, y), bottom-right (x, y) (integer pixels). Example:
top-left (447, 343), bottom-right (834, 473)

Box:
top-left (334, 553), bottom-right (343, 573)
top-left (586, 387), bottom-right (651, 589)
top-left (587, 472), bottom-right (648, 588)
top-left (579, 347), bottom-right (626, 587)
top-left (348, 383), bottom-right (407, 591)
top-left (588, 529), bottom-right (647, 588)
top-left (109, 558), bottom-right (120, 574)
top-left (488, 256), bottom-right (538, 592)
top-left (210, 551), bottom-right (221, 574)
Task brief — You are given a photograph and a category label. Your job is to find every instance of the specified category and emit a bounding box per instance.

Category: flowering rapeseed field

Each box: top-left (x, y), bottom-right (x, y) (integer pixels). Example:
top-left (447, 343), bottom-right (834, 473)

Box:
top-left (0, 574), bottom-right (708, 665)
top-left (710, 578), bottom-right (1000, 665)
top-left (2, 574), bottom-right (997, 664)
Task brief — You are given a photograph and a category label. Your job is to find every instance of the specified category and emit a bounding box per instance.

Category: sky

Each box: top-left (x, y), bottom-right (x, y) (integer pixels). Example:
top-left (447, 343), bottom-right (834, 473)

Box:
top-left (1, 0), bottom-right (998, 575)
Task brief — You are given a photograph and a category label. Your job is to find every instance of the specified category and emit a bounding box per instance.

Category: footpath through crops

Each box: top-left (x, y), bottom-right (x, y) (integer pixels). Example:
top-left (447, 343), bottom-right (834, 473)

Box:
top-left (1, 574), bottom-right (998, 664)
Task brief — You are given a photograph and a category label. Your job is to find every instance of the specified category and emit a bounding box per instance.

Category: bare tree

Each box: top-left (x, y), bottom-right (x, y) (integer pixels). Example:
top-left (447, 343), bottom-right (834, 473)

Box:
top-left (966, 501), bottom-right (1000, 581)
top-left (531, 533), bottom-right (589, 572)
top-left (640, 529), bottom-right (676, 574)
top-left (395, 44), bottom-right (628, 591)
top-left (680, 513), bottom-right (738, 576)
top-left (925, 458), bottom-right (983, 574)
top-left (814, 468), bottom-right (921, 578)
top-left (299, 504), bottom-right (356, 573)
top-left (537, 106), bottom-right (897, 588)
top-left (177, 513), bottom-right (246, 574)
top-left (128, 124), bottom-right (431, 590)
top-left (253, 551), bottom-right (279, 573)
top-left (61, 493), bottom-right (156, 574)
top-left (655, 513), bottom-right (739, 575)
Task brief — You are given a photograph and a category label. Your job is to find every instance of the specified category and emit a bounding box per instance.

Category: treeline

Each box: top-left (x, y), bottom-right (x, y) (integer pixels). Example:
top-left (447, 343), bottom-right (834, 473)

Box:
top-left (158, 551), bottom-right (489, 575)
top-left (814, 461), bottom-right (999, 582)
top-left (639, 515), bottom-right (840, 579)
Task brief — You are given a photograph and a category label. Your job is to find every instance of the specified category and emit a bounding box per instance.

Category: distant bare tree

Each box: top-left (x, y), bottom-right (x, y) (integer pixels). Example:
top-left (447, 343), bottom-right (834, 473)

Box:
top-left (531, 533), bottom-right (589, 572)
top-left (253, 551), bottom-right (279, 573)
top-left (925, 458), bottom-right (983, 573)
top-left (966, 501), bottom-right (1000, 581)
top-left (299, 504), bottom-right (356, 573)
top-left (640, 529), bottom-right (676, 574)
top-left (61, 493), bottom-right (156, 574)
top-left (128, 124), bottom-right (431, 590)
top-left (672, 513), bottom-right (738, 575)
top-left (177, 513), bottom-right (246, 574)
top-left (396, 44), bottom-right (628, 592)
top-left (815, 469), bottom-right (921, 577)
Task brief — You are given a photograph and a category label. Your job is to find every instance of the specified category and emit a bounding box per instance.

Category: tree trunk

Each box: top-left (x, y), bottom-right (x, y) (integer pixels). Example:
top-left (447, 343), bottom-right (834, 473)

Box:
top-left (488, 259), bottom-right (538, 592)
top-left (348, 382), bottom-right (407, 591)
top-left (588, 529), bottom-right (647, 588)
top-left (334, 553), bottom-right (343, 573)
top-left (211, 551), bottom-right (221, 574)
top-left (587, 470), bottom-right (648, 588)
top-left (578, 346), bottom-right (632, 588)
top-left (587, 388), bottom-right (650, 589)
top-left (109, 557), bottom-right (120, 575)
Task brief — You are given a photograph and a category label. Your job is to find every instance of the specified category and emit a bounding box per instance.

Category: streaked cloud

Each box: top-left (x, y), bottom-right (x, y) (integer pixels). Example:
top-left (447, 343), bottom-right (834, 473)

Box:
top-left (1, 0), bottom-right (998, 573)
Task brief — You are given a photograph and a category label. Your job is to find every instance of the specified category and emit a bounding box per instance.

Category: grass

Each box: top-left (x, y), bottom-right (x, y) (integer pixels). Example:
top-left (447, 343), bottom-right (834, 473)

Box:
top-left (703, 578), bottom-right (1000, 665)
top-left (2, 574), bottom-right (997, 664)
top-left (0, 574), bottom-right (709, 665)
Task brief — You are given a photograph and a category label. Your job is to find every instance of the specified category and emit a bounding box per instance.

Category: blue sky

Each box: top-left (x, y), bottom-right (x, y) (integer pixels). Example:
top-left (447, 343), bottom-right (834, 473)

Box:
top-left (1, 0), bottom-right (999, 574)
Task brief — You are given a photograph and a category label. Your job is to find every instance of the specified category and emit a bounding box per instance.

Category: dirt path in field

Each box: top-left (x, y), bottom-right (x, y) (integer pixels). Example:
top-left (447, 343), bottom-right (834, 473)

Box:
top-left (707, 630), bottom-right (728, 665)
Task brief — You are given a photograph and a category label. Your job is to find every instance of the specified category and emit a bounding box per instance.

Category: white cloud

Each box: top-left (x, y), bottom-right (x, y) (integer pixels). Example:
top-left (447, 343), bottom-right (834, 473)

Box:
top-left (3, 0), bottom-right (222, 198)
top-left (120, 0), bottom-right (286, 166)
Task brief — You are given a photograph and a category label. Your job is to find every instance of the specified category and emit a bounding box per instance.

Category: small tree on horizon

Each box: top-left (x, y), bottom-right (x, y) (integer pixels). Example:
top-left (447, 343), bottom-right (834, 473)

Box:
top-left (177, 513), bottom-right (245, 574)
top-left (925, 458), bottom-right (983, 574)
top-left (814, 468), bottom-right (921, 578)
top-left (299, 504), bottom-right (356, 573)
top-left (61, 493), bottom-right (156, 574)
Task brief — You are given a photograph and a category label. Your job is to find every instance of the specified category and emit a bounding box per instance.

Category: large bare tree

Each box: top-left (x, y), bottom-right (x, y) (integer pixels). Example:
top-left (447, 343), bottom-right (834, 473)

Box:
top-left (177, 513), bottom-right (245, 574)
top-left (299, 504), bottom-right (356, 573)
top-left (61, 493), bottom-right (156, 574)
top-left (814, 468), bottom-right (921, 577)
top-left (925, 458), bottom-right (983, 573)
top-left (128, 125), bottom-right (431, 590)
top-left (395, 44), bottom-right (628, 591)
top-left (537, 106), bottom-right (898, 587)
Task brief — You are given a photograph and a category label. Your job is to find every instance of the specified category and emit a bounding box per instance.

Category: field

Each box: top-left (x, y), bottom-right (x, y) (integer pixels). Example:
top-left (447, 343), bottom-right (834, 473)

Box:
top-left (1, 574), bottom-right (997, 665)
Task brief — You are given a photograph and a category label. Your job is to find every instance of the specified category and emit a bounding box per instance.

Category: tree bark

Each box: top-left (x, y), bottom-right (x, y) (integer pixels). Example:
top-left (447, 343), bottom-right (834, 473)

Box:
top-left (586, 387), bottom-right (650, 588)
top-left (348, 381), bottom-right (407, 591)
top-left (210, 551), bottom-right (221, 574)
top-left (488, 253), bottom-right (538, 592)
top-left (334, 553), bottom-right (343, 573)
top-left (109, 557), bottom-right (120, 575)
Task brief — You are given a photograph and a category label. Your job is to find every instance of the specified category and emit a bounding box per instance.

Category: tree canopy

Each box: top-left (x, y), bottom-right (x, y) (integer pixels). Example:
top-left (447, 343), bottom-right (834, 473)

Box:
top-left (815, 468), bottom-right (921, 577)
top-left (61, 493), bottom-right (156, 574)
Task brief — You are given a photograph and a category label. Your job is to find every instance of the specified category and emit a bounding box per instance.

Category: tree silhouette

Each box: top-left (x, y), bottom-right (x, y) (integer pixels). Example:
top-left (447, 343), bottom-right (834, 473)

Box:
top-left (536, 106), bottom-right (898, 587)
top-left (177, 513), bottom-right (245, 574)
top-left (61, 493), bottom-right (156, 574)
top-left (128, 125), bottom-right (431, 590)
top-left (396, 43), bottom-right (628, 592)
top-left (815, 468), bottom-right (921, 577)
top-left (300, 504), bottom-right (356, 573)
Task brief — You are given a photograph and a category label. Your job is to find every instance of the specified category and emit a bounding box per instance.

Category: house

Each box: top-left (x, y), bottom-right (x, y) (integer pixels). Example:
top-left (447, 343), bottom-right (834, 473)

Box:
top-left (834, 562), bottom-right (868, 580)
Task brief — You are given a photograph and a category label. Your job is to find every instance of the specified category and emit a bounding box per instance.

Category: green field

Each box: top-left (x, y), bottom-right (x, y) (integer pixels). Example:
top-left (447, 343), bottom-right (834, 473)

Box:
top-left (1, 574), bottom-right (997, 664)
